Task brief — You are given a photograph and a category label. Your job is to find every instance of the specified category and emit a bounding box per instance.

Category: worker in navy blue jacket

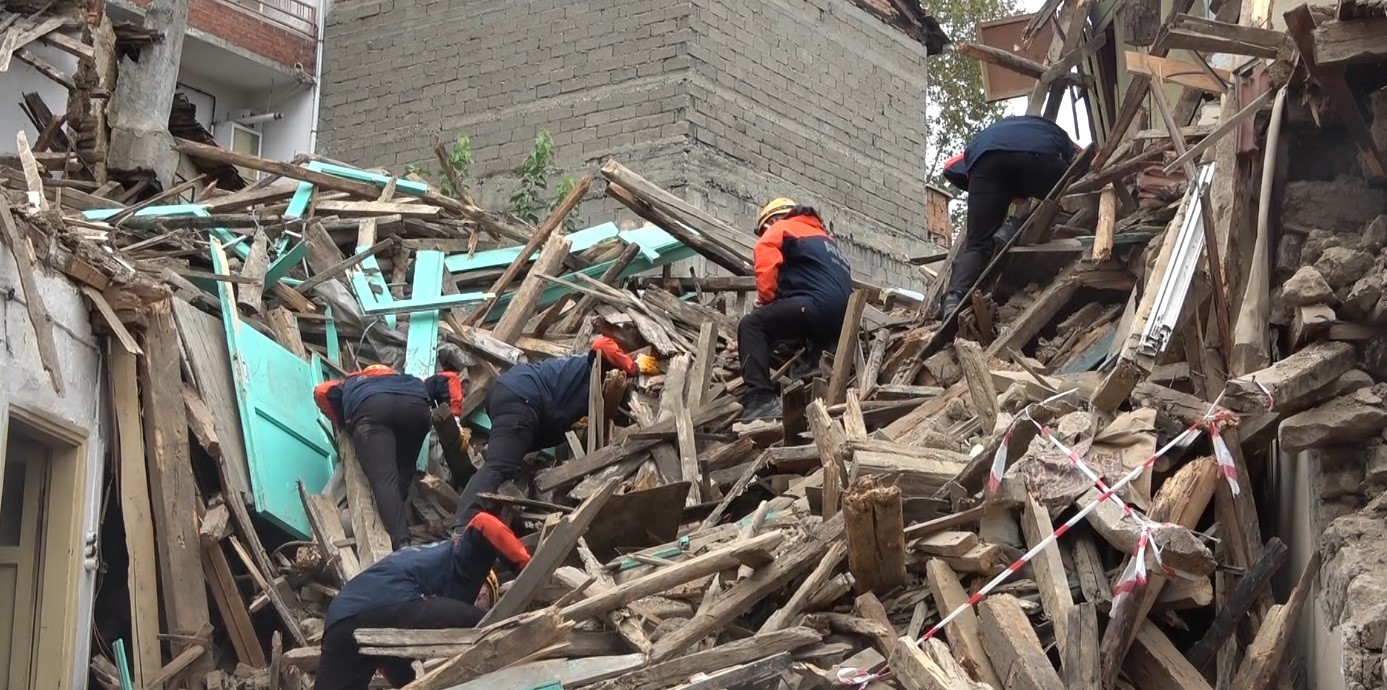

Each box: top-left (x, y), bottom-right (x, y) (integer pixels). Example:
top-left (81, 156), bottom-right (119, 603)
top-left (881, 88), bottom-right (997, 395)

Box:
top-left (315, 365), bottom-right (464, 550)
top-left (737, 198), bottom-right (853, 422)
top-left (450, 336), bottom-right (638, 528)
top-left (315, 510), bottom-right (531, 690)
top-left (940, 115), bottom-right (1081, 318)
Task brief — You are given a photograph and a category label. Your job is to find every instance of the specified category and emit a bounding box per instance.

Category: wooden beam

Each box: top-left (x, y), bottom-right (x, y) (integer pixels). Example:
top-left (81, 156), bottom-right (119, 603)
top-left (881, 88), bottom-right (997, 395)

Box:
top-left (482, 478), bottom-right (621, 625)
top-left (340, 429), bottom-right (393, 568)
top-left (1154, 14), bottom-right (1286, 59)
top-left (300, 483), bottom-right (361, 583)
top-left (651, 514), bottom-right (844, 661)
top-left (808, 399), bottom-right (846, 519)
top-left (1125, 621), bottom-right (1214, 690)
top-left (954, 338), bottom-right (999, 433)
top-left (1125, 51), bottom-right (1231, 93)
top-left (843, 477), bottom-right (907, 595)
top-left (1229, 551), bottom-right (1323, 688)
top-left (201, 526), bottom-right (267, 668)
top-left (1099, 456), bottom-right (1220, 686)
top-left (759, 540), bottom-right (848, 633)
top-left (924, 559), bottom-right (1004, 688)
top-left (986, 263), bottom-right (1081, 358)
top-left (827, 289), bottom-right (869, 406)
top-left (561, 530), bottom-right (784, 620)
top-left (586, 627), bottom-right (822, 690)
top-left (138, 299), bottom-right (211, 681)
top-left (1063, 603), bottom-right (1100, 687)
top-left (294, 237), bottom-right (397, 294)
top-left (0, 203), bottom-right (63, 394)
top-left (111, 348), bottom-right (164, 689)
top-left (1311, 16), bottom-right (1387, 65)
top-left (1186, 538), bottom-right (1287, 669)
top-left (665, 354), bottom-right (702, 503)
top-left (1021, 494), bottom-right (1075, 659)
top-left (1092, 185), bottom-right (1116, 261)
top-left (978, 594), bottom-right (1065, 690)
top-left (402, 609), bottom-right (572, 690)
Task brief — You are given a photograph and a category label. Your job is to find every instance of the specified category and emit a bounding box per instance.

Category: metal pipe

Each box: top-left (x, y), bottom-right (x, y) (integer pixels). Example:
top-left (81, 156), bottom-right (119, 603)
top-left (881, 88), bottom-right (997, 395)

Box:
top-left (308, 0), bottom-right (328, 153)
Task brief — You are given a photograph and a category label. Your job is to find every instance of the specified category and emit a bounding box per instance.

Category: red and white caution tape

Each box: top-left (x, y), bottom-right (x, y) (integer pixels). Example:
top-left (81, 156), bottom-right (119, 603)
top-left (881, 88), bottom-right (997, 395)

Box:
top-left (986, 431), bottom-right (1010, 496)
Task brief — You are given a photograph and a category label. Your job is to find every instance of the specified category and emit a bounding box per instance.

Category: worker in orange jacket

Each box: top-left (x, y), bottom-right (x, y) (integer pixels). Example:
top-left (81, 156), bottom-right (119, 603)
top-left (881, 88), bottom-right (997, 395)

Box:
top-left (737, 198), bottom-right (853, 421)
top-left (314, 365), bottom-right (464, 550)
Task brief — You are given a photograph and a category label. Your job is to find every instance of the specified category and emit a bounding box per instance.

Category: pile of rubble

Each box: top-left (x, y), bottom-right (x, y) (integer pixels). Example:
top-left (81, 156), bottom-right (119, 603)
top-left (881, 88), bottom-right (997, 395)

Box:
top-left (7, 0), bottom-right (1387, 688)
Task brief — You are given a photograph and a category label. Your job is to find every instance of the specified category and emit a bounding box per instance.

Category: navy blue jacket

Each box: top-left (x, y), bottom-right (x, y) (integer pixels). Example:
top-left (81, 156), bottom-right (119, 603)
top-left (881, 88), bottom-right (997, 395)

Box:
top-left (314, 367), bottom-right (463, 426)
top-left (495, 352), bottom-right (596, 449)
top-left (942, 116), bottom-right (1077, 191)
top-left (325, 512), bottom-right (529, 629)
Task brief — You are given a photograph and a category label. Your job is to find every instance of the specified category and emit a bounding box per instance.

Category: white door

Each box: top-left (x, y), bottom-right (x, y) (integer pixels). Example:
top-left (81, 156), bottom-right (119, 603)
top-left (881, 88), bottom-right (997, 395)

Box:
top-left (0, 435), bottom-right (48, 690)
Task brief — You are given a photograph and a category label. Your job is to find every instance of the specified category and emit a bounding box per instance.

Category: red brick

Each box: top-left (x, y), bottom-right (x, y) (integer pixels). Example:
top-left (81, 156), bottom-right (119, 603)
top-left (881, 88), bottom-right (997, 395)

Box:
top-left (130, 0), bottom-right (315, 71)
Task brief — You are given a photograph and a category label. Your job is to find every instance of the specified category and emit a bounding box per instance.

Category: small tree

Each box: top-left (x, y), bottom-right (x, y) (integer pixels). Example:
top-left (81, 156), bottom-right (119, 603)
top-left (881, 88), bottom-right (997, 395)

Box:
top-left (508, 130), bottom-right (556, 225)
top-left (926, 0), bottom-right (1021, 229)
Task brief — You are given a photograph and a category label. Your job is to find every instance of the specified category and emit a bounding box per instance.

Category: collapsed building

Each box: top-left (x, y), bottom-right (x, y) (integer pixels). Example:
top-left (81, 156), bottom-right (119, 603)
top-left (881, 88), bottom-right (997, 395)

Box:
top-left (5, 0), bottom-right (1387, 688)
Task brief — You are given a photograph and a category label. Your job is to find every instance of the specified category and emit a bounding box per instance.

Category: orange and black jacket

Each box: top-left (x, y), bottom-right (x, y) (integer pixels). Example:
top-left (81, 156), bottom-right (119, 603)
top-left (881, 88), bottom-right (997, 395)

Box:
top-left (313, 365), bottom-right (463, 427)
top-left (755, 207), bottom-right (852, 318)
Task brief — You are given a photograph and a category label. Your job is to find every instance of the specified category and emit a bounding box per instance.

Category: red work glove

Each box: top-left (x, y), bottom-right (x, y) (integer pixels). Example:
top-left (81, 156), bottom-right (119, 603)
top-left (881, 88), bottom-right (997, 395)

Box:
top-left (591, 335), bottom-right (637, 376)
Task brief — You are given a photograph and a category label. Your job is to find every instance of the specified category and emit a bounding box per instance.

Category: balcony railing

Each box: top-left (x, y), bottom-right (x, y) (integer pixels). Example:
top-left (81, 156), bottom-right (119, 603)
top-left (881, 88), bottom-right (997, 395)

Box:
top-left (220, 0), bottom-right (317, 40)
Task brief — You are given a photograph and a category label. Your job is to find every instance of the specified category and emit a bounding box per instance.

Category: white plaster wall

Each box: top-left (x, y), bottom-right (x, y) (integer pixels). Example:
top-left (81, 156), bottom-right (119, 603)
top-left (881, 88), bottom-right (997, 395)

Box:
top-left (0, 44), bottom-right (80, 155)
top-left (259, 87), bottom-right (314, 161)
top-left (1276, 448), bottom-right (1348, 689)
top-left (0, 230), bottom-right (107, 689)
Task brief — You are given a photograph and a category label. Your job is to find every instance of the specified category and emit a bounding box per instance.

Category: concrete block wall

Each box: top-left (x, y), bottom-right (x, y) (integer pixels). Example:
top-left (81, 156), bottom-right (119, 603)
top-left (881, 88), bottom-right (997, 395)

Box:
top-left (319, 0), bottom-right (936, 288)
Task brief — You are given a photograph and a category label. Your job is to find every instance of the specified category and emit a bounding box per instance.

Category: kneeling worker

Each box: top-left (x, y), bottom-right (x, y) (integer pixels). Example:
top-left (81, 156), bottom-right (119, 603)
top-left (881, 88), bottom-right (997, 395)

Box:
top-left (451, 336), bottom-right (640, 528)
top-left (315, 511), bottom-right (531, 690)
top-left (314, 364), bottom-right (464, 550)
top-left (737, 198), bottom-right (853, 422)
top-left (939, 115), bottom-right (1081, 317)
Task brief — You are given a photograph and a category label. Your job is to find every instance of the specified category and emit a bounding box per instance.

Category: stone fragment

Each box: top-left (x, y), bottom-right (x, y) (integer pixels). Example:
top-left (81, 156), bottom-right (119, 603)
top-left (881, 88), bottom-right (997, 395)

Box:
top-left (1299, 227), bottom-right (1342, 267)
top-left (1365, 441), bottom-right (1387, 486)
top-left (1361, 215), bottom-right (1387, 254)
top-left (1279, 392), bottom-right (1387, 453)
top-left (1283, 177), bottom-right (1387, 231)
top-left (923, 350), bottom-right (961, 388)
top-left (1344, 272), bottom-right (1385, 320)
top-left (1316, 246), bottom-right (1376, 289)
top-left (1276, 230), bottom-right (1305, 279)
top-left (1282, 266), bottom-right (1335, 306)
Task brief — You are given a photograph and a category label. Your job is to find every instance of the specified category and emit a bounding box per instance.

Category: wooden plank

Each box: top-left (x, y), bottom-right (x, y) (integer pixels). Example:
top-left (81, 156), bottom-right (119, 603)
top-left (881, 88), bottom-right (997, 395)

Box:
top-left (1021, 493), bottom-right (1074, 658)
top-left (402, 609), bottom-right (572, 690)
top-left (651, 514), bottom-right (844, 661)
top-left (977, 594), bottom-right (1064, 690)
top-left (759, 540), bottom-right (848, 633)
top-left (905, 501), bottom-right (1014, 540)
top-left (913, 531), bottom-right (979, 557)
top-left (808, 399), bottom-right (846, 519)
top-left (843, 477), bottom-right (907, 595)
top-left (1154, 14), bottom-right (1286, 58)
top-left (171, 299), bottom-right (252, 501)
top-left (854, 592), bottom-right (899, 656)
top-left (1063, 603), bottom-right (1100, 687)
top-left (1186, 538), bottom-right (1287, 669)
top-left (890, 637), bottom-right (980, 690)
top-left (182, 385), bottom-right (222, 459)
top-left (561, 530), bottom-right (784, 620)
top-left (925, 559), bottom-right (1004, 689)
top-left (688, 320), bottom-right (718, 409)
top-left (1229, 551), bottom-right (1323, 688)
top-left (1092, 185), bottom-right (1116, 261)
top-left (1126, 622), bottom-right (1214, 690)
top-left (266, 307), bottom-right (307, 358)
top-left (827, 290), bottom-right (869, 405)
top-left (138, 299), bottom-right (212, 680)
top-left (587, 627), bottom-right (822, 690)
top-left (482, 478), bottom-right (621, 625)
top-left (1312, 16), bottom-right (1387, 65)
top-left (986, 263), bottom-right (1080, 359)
top-left (0, 202), bottom-right (63, 394)
top-left (1099, 457), bottom-right (1220, 686)
top-left (1125, 51), bottom-right (1231, 93)
top-left (300, 483), bottom-right (360, 583)
top-left (313, 199), bottom-right (441, 217)
top-left (82, 287), bottom-right (143, 355)
top-left (668, 652), bottom-right (791, 690)
top-left (111, 348), bottom-right (164, 689)
top-left (340, 429), bottom-right (393, 568)
top-left (666, 354), bottom-right (702, 503)
top-left (201, 533), bottom-right (267, 668)
top-left (954, 338), bottom-right (998, 433)
top-left (236, 229), bottom-right (271, 315)
top-left (293, 237), bottom-right (396, 294)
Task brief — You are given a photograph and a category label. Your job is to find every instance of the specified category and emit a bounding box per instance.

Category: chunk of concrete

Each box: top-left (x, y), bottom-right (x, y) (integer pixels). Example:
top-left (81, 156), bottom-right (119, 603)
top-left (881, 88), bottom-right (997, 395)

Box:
top-left (1276, 230), bottom-right (1306, 279)
top-left (1284, 177), bottom-right (1387, 231)
top-left (1344, 272), bottom-right (1385, 320)
top-left (1225, 340), bottom-right (1357, 412)
top-left (1315, 246), bottom-right (1376, 289)
top-left (1279, 390), bottom-right (1387, 453)
top-left (1364, 441), bottom-right (1387, 486)
top-left (1282, 266), bottom-right (1336, 306)
top-left (1320, 491), bottom-right (1387, 690)
top-left (923, 350), bottom-right (961, 388)
top-left (1299, 227), bottom-right (1343, 268)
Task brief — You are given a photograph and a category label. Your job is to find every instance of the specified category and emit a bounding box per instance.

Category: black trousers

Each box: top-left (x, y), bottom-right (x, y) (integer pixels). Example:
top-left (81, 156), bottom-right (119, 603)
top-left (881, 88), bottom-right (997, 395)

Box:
top-left (451, 385), bottom-right (539, 529)
top-left (349, 393), bottom-right (431, 550)
top-left (738, 296), bottom-right (839, 397)
top-left (314, 598), bottom-right (484, 690)
top-left (945, 150), bottom-right (1069, 299)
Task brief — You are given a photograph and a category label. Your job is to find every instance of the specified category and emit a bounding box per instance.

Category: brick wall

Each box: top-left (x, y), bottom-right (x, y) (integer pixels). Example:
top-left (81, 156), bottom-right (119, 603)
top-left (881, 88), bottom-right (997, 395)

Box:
top-left (130, 0), bottom-right (316, 70)
top-left (320, 0), bottom-right (936, 289)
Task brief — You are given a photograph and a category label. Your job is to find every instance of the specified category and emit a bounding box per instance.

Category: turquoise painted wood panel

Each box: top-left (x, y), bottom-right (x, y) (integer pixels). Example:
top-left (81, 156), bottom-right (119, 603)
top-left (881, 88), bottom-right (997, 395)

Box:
top-left (404, 250), bottom-right (445, 471)
top-left (325, 307), bottom-right (341, 367)
top-left (442, 222), bottom-right (623, 273)
top-left (212, 241), bottom-right (335, 538)
top-left (286, 161), bottom-right (431, 219)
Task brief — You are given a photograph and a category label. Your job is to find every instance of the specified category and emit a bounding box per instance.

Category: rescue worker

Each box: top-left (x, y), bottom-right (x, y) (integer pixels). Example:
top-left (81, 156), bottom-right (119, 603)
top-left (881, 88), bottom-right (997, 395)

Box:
top-left (940, 115), bottom-right (1082, 317)
top-left (737, 198), bottom-right (853, 422)
top-left (450, 336), bottom-right (639, 528)
top-left (314, 365), bottom-right (464, 550)
top-left (314, 510), bottom-right (531, 690)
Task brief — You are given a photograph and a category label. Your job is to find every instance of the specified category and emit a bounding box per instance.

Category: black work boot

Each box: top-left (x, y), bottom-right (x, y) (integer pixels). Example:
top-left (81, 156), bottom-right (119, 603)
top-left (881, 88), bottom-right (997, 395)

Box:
top-left (991, 218), bottom-right (1021, 248)
top-left (740, 392), bottom-right (784, 422)
top-left (941, 291), bottom-right (964, 319)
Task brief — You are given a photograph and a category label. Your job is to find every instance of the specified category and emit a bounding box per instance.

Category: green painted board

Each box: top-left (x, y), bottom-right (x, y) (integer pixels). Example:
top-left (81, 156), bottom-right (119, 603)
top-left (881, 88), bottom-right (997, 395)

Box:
top-left (212, 240), bottom-right (335, 537)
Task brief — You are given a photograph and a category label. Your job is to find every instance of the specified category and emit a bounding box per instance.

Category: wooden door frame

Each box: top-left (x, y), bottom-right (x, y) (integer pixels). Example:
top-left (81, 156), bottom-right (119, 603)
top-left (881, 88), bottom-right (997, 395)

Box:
top-left (0, 401), bottom-right (91, 690)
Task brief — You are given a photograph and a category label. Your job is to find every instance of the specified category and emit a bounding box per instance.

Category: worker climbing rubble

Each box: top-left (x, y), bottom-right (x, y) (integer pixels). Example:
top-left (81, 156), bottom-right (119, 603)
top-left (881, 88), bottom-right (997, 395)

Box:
top-left (450, 335), bottom-right (644, 528)
top-left (314, 364), bottom-right (465, 551)
top-left (736, 197), bottom-right (853, 422)
top-left (314, 510), bottom-right (531, 690)
top-left (939, 114), bottom-right (1082, 317)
